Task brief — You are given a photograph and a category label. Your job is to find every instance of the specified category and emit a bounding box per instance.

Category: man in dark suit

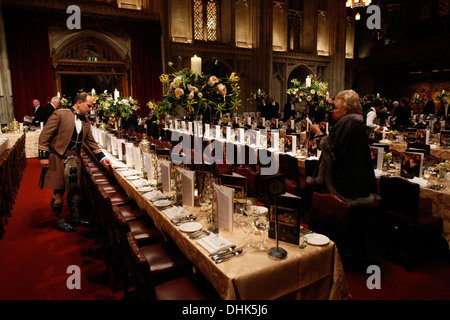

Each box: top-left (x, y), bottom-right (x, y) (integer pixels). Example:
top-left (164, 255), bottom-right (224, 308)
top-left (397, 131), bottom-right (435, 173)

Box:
top-left (268, 97), bottom-right (280, 119)
top-left (422, 95), bottom-right (435, 116)
top-left (43, 96), bottom-right (61, 125)
top-left (39, 92), bottom-right (111, 232)
top-left (283, 97), bottom-right (296, 121)
top-left (32, 99), bottom-right (46, 125)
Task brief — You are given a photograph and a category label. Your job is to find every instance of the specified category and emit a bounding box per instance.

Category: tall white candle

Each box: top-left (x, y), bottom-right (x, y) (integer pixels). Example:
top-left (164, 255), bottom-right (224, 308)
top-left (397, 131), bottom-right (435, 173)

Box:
top-left (92, 88), bottom-right (96, 96)
top-left (57, 92), bottom-right (61, 99)
top-left (191, 55), bottom-right (202, 75)
top-left (114, 89), bottom-right (119, 101)
top-left (306, 76), bottom-right (311, 87)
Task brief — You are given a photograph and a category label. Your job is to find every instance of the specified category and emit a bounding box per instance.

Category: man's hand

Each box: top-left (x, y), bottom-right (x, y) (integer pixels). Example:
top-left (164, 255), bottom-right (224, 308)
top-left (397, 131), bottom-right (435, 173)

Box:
top-left (40, 159), bottom-right (49, 169)
top-left (101, 158), bottom-right (112, 166)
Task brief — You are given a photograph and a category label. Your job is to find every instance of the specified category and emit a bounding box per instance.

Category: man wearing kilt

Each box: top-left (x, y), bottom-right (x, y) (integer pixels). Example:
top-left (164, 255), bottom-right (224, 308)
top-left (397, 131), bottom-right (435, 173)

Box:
top-left (38, 92), bottom-right (111, 232)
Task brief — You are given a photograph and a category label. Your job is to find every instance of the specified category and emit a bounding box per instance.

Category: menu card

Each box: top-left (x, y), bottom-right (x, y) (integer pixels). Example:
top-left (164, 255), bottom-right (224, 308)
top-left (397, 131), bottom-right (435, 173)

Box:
top-left (125, 142), bottom-right (134, 166)
top-left (417, 129), bottom-right (430, 144)
top-left (400, 149), bottom-right (425, 178)
top-left (180, 168), bottom-right (195, 207)
top-left (133, 146), bottom-right (142, 172)
top-left (213, 184), bottom-right (234, 232)
top-left (160, 160), bottom-right (172, 193)
top-left (271, 131), bottom-right (279, 151)
top-left (370, 145), bottom-right (385, 170)
top-left (143, 152), bottom-right (153, 181)
top-left (117, 139), bottom-right (125, 161)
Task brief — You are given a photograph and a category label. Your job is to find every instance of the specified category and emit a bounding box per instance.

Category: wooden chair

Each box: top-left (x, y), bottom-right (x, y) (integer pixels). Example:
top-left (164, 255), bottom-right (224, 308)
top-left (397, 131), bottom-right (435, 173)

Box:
top-left (379, 175), bottom-right (446, 270)
top-left (126, 232), bottom-right (220, 300)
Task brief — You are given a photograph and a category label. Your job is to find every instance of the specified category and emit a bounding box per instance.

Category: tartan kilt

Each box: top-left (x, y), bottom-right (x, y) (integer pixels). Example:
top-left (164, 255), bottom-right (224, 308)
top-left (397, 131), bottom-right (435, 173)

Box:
top-left (40, 149), bottom-right (80, 190)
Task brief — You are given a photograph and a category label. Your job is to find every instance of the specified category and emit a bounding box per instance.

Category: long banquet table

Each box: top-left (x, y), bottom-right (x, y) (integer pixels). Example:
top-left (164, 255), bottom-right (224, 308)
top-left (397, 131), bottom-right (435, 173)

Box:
top-left (110, 166), bottom-right (351, 300)
top-left (3, 131), bottom-right (40, 158)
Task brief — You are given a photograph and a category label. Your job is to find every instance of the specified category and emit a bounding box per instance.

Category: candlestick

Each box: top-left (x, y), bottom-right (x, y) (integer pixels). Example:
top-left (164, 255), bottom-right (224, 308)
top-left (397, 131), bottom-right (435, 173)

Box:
top-left (306, 76), bottom-right (311, 87)
top-left (191, 55), bottom-right (202, 75)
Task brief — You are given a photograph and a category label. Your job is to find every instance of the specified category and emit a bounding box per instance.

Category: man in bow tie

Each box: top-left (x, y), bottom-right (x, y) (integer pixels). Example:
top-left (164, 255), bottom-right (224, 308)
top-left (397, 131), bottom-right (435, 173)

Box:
top-left (38, 92), bottom-right (111, 232)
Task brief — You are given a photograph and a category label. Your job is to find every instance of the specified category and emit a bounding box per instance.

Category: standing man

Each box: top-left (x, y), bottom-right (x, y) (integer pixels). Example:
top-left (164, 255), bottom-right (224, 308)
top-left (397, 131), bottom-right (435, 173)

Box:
top-left (32, 99), bottom-right (46, 125)
top-left (363, 101), bottom-right (381, 135)
top-left (39, 92), bottom-right (111, 232)
top-left (283, 97), bottom-right (296, 121)
top-left (422, 94), bottom-right (436, 116)
top-left (43, 96), bottom-right (61, 125)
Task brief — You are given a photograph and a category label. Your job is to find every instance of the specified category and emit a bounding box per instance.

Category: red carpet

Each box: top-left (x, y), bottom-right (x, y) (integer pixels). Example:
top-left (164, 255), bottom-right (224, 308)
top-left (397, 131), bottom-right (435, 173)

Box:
top-left (0, 158), bottom-right (121, 300)
top-left (0, 158), bottom-right (449, 300)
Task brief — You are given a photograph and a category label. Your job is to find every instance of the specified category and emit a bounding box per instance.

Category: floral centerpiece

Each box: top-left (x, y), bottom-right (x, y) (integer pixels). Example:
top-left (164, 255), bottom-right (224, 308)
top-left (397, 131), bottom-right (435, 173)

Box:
top-left (159, 58), bottom-right (241, 121)
top-left (98, 96), bottom-right (139, 121)
top-left (435, 91), bottom-right (449, 103)
top-left (411, 93), bottom-right (423, 105)
top-left (435, 160), bottom-right (450, 181)
top-left (383, 152), bottom-right (392, 171)
top-left (286, 75), bottom-right (333, 112)
top-left (57, 94), bottom-right (72, 109)
top-left (248, 89), bottom-right (268, 105)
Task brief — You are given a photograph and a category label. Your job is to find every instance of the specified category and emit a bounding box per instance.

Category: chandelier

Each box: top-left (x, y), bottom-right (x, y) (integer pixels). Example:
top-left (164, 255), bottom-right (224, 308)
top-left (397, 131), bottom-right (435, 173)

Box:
top-left (346, 0), bottom-right (372, 8)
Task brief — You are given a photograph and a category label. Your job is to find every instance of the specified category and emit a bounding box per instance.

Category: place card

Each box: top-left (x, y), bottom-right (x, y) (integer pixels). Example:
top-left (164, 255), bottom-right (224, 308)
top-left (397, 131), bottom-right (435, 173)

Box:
top-left (180, 168), bottom-right (195, 207)
top-left (117, 139), bottom-right (124, 161)
top-left (125, 142), bottom-right (134, 166)
top-left (160, 160), bottom-right (171, 193)
top-left (213, 183), bottom-right (234, 232)
top-left (143, 152), bottom-right (153, 181)
top-left (133, 146), bottom-right (142, 172)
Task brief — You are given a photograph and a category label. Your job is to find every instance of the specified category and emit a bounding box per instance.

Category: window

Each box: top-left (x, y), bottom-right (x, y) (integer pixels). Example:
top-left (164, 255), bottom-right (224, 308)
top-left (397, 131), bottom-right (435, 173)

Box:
top-left (193, 0), bottom-right (220, 41)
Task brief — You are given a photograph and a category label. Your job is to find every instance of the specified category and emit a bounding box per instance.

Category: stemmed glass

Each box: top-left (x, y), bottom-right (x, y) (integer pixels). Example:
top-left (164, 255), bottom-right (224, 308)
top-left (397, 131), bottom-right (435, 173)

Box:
top-left (252, 204), bottom-right (269, 250)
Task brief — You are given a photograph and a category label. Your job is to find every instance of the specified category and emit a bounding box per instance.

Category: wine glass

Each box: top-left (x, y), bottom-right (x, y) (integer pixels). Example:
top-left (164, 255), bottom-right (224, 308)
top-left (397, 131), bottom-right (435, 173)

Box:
top-left (253, 210), bottom-right (269, 250)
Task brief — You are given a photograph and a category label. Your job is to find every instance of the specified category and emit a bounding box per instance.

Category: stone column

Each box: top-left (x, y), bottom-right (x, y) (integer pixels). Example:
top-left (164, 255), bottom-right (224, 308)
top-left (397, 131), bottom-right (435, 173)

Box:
top-left (0, 0), bottom-right (14, 123)
top-left (254, 0), bottom-right (273, 98)
top-left (325, 0), bottom-right (347, 96)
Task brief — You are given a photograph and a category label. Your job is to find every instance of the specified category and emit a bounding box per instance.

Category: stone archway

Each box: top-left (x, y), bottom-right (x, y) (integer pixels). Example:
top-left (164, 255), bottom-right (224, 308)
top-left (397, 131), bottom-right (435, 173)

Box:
top-left (51, 29), bottom-right (131, 101)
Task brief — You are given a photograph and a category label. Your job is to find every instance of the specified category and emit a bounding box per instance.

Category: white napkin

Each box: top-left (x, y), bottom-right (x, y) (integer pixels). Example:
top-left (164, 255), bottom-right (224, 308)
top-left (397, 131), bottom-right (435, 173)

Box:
top-left (143, 190), bottom-right (166, 201)
top-left (410, 177), bottom-right (430, 188)
top-left (131, 179), bottom-right (149, 188)
top-left (120, 169), bottom-right (140, 177)
top-left (161, 206), bottom-right (190, 220)
top-left (374, 169), bottom-right (389, 177)
top-left (197, 234), bottom-right (234, 254)
top-left (379, 139), bottom-right (391, 144)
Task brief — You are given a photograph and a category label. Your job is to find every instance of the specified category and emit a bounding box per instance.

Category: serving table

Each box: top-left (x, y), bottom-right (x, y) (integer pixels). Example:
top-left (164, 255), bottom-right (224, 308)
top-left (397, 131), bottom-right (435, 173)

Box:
top-left (110, 166), bottom-right (350, 300)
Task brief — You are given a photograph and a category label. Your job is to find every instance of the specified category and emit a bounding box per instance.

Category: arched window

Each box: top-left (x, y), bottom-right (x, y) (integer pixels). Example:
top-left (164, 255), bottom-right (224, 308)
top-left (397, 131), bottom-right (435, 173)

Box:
top-left (193, 0), bottom-right (220, 41)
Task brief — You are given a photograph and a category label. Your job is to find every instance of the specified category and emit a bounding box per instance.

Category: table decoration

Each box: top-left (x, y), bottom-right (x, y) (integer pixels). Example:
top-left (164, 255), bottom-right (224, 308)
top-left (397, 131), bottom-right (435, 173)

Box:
top-left (287, 74), bottom-right (334, 114)
top-left (158, 57), bottom-right (242, 121)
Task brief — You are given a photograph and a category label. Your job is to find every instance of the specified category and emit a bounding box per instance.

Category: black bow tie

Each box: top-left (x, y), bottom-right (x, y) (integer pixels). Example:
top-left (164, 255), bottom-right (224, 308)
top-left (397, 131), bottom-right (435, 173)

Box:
top-left (75, 113), bottom-right (85, 120)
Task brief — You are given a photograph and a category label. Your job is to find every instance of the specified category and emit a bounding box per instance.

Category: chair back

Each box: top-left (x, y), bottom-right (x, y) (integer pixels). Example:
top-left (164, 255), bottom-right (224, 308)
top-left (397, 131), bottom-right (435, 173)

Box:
top-left (379, 175), bottom-right (420, 223)
top-left (308, 192), bottom-right (352, 250)
top-left (126, 232), bottom-right (157, 300)
top-left (235, 166), bottom-right (258, 198)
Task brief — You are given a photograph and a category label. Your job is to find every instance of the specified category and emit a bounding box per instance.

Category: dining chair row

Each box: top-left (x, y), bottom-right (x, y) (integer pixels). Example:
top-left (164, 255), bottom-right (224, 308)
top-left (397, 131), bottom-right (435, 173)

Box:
top-left (79, 146), bottom-right (220, 299)
top-left (0, 134), bottom-right (27, 239)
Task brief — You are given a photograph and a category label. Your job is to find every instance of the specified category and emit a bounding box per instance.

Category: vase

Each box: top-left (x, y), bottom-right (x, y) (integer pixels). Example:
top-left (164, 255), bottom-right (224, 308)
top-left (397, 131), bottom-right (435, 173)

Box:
top-left (383, 160), bottom-right (390, 171)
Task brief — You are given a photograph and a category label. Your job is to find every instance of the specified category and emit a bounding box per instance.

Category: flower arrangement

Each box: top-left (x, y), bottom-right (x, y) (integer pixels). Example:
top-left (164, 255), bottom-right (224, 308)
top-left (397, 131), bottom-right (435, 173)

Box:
top-left (249, 89), bottom-right (268, 104)
top-left (58, 95), bottom-right (72, 109)
top-left (159, 58), bottom-right (241, 121)
top-left (383, 152), bottom-right (392, 163)
top-left (435, 160), bottom-right (450, 173)
top-left (99, 96), bottom-right (140, 121)
top-left (286, 75), bottom-right (333, 112)
top-left (1, 126), bottom-right (8, 133)
top-left (411, 94), bottom-right (423, 105)
top-left (435, 91), bottom-right (449, 103)
top-left (23, 126), bottom-right (29, 133)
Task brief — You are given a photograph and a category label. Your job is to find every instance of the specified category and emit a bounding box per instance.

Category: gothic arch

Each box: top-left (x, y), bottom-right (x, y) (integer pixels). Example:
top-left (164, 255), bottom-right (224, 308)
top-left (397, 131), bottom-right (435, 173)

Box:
top-left (287, 64), bottom-right (313, 88)
top-left (51, 29), bottom-right (131, 99)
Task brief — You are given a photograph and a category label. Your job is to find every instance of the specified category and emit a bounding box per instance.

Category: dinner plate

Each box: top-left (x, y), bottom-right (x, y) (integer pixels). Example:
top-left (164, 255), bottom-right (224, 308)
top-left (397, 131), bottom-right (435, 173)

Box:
top-left (179, 222), bottom-right (202, 233)
top-left (115, 167), bottom-right (129, 171)
top-left (153, 199), bottom-right (172, 208)
top-left (304, 233), bottom-right (330, 246)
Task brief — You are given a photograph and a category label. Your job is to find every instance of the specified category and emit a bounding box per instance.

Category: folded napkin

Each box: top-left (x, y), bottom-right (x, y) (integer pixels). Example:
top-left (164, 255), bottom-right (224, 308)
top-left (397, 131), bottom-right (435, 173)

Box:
top-left (142, 190), bottom-right (166, 201)
top-left (131, 179), bottom-right (149, 188)
top-left (374, 169), bottom-right (389, 177)
top-left (379, 139), bottom-right (391, 144)
top-left (161, 206), bottom-right (190, 220)
top-left (120, 169), bottom-right (140, 177)
top-left (197, 234), bottom-right (234, 254)
top-left (410, 177), bottom-right (430, 188)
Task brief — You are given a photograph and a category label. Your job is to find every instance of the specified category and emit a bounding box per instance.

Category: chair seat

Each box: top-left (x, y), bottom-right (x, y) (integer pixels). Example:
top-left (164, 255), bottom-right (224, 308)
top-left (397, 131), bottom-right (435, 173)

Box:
top-left (117, 203), bottom-right (145, 221)
top-left (385, 211), bottom-right (443, 236)
top-left (155, 274), bottom-right (220, 300)
top-left (128, 219), bottom-right (165, 246)
top-left (106, 191), bottom-right (131, 206)
top-left (140, 242), bottom-right (193, 285)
